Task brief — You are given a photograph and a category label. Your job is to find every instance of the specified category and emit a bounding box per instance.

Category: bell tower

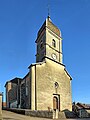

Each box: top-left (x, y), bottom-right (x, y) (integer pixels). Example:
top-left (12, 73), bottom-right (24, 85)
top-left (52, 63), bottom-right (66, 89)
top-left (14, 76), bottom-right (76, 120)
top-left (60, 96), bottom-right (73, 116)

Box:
top-left (36, 16), bottom-right (63, 64)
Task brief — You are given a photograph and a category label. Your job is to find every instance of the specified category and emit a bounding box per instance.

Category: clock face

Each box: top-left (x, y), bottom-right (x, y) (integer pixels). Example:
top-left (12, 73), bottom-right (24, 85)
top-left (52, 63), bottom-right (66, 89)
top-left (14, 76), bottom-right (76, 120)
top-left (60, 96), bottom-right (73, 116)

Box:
top-left (52, 53), bottom-right (57, 60)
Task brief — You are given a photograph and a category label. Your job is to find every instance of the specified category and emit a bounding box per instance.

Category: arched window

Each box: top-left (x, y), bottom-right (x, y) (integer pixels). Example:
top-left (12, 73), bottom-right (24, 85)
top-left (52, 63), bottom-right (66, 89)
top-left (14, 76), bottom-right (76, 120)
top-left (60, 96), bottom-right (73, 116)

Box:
top-left (26, 86), bottom-right (28, 96)
top-left (40, 41), bottom-right (43, 49)
top-left (52, 39), bottom-right (56, 47)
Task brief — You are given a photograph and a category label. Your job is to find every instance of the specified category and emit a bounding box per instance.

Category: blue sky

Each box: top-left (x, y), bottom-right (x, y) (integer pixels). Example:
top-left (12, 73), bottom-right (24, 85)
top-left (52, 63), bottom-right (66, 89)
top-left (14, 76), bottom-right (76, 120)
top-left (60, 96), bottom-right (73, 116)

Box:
top-left (0, 0), bottom-right (90, 103)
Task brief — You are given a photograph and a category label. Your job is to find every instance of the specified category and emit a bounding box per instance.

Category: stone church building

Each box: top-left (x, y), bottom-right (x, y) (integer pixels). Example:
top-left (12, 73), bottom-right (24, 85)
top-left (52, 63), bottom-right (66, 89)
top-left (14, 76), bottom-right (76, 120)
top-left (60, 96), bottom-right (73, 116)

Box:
top-left (5, 16), bottom-right (72, 112)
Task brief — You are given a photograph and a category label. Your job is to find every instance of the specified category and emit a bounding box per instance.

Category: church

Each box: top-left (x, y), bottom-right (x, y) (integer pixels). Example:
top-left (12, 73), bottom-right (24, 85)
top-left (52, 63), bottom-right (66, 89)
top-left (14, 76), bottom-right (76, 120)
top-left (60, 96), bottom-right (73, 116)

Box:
top-left (5, 16), bottom-right (72, 113)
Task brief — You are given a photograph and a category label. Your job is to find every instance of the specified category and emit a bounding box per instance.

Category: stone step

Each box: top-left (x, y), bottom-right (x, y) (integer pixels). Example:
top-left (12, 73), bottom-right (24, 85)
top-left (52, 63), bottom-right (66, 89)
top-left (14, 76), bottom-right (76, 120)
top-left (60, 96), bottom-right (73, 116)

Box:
top-left (58, 112), bottom-right (66, 119)
top-left (58, 111), bottom-right (78, 119)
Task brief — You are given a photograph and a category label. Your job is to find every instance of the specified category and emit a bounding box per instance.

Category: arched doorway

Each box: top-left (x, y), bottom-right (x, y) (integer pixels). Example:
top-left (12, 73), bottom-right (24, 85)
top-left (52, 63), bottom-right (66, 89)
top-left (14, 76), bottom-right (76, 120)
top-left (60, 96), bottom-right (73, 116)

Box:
top-left (53, 96), bottom-right (58, 110)
top-left (53, 95), bottom-right (60, 119)
top-left (53, 95), bottom-right (60, 111)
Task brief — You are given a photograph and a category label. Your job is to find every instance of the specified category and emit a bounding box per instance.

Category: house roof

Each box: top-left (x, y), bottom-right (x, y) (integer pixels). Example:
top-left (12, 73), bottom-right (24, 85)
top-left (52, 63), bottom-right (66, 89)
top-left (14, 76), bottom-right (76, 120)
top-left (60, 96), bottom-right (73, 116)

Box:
top-left (23, 72), bottom-right (29, 79)
top-left (5, 77), bottom-right (22, 87)
top-left (75, 102), bottom-right (90, 110)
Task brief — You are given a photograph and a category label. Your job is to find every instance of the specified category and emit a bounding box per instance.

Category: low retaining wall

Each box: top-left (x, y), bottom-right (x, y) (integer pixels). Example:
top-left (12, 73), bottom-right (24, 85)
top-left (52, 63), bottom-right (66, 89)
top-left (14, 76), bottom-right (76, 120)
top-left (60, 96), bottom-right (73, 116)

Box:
top-left (25, 110), bottom-right (53, 119)
top-left (5, 108), bottom-right (53, 119)
top-left (4, 108), bottom-right (79, 119)
top-left (5, 108), bottom-right (25, 115)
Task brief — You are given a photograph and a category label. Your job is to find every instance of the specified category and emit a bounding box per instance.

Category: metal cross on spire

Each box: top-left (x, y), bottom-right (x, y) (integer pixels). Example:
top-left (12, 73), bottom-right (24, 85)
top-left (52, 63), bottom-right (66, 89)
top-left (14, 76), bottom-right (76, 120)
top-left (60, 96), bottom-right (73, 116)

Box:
top-left (48, 1), bottom-right (50, 17)
top-left (47, 0), bottom-right (51, 21)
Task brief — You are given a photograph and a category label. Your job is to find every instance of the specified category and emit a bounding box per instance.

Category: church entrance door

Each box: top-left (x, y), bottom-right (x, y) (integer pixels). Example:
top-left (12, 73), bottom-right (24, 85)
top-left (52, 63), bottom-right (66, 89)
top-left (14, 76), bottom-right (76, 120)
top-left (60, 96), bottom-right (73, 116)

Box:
top-left (53, 96), bottom-right (58, 110)
top-left (53, 94), bottom-right (60, 119)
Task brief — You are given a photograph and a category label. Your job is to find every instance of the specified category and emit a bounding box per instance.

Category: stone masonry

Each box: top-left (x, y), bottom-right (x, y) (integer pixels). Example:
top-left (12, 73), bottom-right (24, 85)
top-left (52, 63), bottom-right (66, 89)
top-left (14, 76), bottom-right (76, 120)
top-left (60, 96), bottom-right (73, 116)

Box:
top-left (0, 93), bottom-right (2, 119)
top-left (29, 58), bottom-right (72, 111)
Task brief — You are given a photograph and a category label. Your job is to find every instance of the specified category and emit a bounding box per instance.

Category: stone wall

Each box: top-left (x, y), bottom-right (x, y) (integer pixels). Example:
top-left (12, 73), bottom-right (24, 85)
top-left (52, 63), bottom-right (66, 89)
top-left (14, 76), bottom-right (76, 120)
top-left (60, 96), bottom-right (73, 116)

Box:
top-left (25, 110), bottom-right (53, 119)
top-left (25, 73), bottom-right (31, 109)
top-left (20, 73), bottom-right (31, 109)
top-left (6, 82), bottom-right (12, 108)
top-left (5, 78), bottom-right (22, 108)
top-left (20, 80), bottom-right (26, 108)
top-left (30, 58), bottom-right (72, 111)
top-left (37, 59), bottom-right (72, 111)
top-left (0, 93), bottom-right (2, 119)
top-left (8, 83), bottom-right (17, 103)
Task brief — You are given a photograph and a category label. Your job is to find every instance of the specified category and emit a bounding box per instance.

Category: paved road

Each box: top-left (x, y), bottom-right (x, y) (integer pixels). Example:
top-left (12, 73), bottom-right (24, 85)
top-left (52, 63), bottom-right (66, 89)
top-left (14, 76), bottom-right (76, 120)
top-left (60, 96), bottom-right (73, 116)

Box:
top-left (2, 110), bottom-right (90, 120)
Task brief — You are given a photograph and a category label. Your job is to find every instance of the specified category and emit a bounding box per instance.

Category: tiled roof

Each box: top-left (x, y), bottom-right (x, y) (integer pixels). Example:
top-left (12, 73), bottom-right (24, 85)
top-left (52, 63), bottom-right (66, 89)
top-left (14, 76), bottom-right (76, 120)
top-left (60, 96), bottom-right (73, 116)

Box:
top-left (76, 102), bottom-right (90, 109)
top-left (37, 16), bottom-right (61, 39)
